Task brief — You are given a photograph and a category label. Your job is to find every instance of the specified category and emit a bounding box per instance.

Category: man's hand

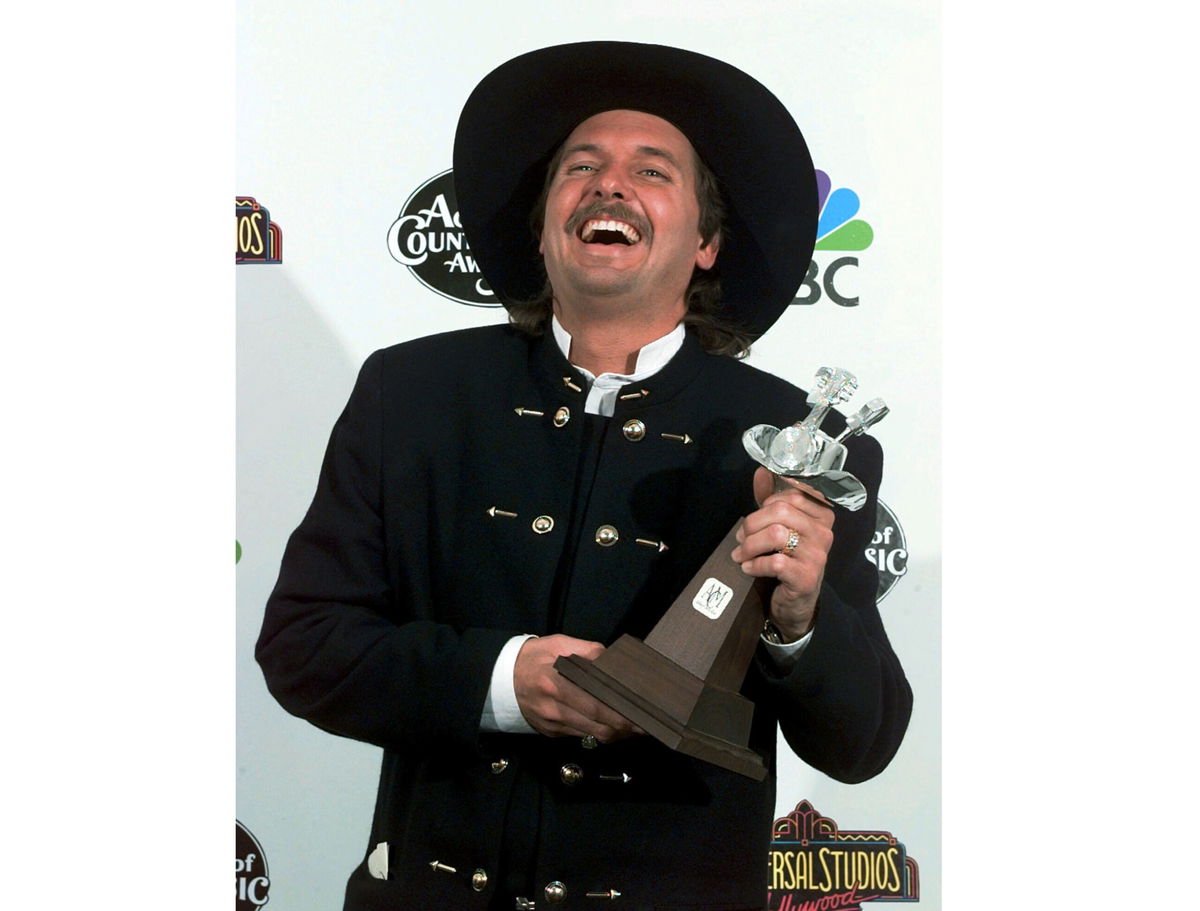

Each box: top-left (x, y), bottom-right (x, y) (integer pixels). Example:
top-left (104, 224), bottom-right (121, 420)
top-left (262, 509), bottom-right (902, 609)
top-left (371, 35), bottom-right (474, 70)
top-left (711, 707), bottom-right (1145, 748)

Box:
top-left (513, 635), bottom-right (643, 741)
top-left (730, 466), bottom-right (836, 641)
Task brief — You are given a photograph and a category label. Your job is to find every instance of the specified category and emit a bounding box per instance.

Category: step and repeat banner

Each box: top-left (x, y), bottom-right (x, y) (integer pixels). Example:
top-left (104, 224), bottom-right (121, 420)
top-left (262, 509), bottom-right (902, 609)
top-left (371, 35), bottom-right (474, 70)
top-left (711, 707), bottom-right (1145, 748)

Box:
top-left (237, 2), bottom-right (940, 909)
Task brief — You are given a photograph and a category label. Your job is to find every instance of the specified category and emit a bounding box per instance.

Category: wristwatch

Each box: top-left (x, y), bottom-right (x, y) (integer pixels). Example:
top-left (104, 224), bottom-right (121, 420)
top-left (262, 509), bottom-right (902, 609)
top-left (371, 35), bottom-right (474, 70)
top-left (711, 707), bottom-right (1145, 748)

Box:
top-left (761, 619), bottom-right (789, 645)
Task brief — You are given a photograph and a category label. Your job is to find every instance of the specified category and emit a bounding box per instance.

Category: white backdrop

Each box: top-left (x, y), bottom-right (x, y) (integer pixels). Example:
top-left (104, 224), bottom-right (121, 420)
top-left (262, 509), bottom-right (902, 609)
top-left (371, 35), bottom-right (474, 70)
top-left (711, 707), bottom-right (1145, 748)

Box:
top-left (236, 2), bottom-right (940, 908)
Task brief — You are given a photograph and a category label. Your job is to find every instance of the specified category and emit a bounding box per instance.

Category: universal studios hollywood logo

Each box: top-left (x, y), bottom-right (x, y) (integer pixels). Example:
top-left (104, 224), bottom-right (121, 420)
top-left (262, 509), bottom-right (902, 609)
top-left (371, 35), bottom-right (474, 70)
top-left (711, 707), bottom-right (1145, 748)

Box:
top-left (387, 169), bottom-right (499, 307)
top-left (768, 801), bottom-right (919, 911)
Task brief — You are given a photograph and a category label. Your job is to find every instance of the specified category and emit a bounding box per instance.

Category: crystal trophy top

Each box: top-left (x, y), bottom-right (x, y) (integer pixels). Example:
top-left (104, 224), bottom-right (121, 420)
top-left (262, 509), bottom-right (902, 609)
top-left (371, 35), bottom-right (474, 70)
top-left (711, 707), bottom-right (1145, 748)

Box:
top-left (742, 367), bottom-right (889, 511)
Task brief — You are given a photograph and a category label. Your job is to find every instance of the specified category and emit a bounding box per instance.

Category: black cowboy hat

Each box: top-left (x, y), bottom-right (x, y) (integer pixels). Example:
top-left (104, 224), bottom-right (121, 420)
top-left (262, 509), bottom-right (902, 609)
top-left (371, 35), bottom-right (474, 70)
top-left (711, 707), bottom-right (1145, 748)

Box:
top-left (452, 41), bottom-right (818, 342)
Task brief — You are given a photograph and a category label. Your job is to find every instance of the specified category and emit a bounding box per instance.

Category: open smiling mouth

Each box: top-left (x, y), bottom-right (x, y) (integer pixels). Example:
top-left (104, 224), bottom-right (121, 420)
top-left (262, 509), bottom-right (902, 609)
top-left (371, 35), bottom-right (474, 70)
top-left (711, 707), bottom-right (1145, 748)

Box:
top-left (578, 219), bottom-right (642, 246)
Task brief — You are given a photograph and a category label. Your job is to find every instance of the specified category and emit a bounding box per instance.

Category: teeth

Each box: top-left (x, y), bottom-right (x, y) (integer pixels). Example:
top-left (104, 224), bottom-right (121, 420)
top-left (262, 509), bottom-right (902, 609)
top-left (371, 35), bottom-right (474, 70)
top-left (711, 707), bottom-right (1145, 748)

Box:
top-left (580, 219), bottom-right (641, 244)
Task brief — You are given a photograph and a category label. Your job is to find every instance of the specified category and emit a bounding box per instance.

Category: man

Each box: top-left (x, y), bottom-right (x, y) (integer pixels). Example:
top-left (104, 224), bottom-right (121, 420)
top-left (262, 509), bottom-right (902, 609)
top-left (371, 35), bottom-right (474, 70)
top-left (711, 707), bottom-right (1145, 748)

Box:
top-left (257, 41), bottom-right (910, 911)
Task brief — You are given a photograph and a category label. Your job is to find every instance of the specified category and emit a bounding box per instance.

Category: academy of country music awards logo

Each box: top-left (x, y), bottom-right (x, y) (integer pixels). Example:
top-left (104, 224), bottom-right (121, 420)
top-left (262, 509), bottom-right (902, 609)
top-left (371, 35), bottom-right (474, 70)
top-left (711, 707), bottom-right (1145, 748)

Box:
top-left (236, 820), bottom-right (271, 910)
top-left (236, 197), bottom-right (283, 264)
top-left (387, 170), bottom-right (496, 306)
top-left (768, 801), bottom-right (919, 911)
top-left (870, 501), bottom-right (908, 602)
top-left (387, 168), bottom-right (872, 308)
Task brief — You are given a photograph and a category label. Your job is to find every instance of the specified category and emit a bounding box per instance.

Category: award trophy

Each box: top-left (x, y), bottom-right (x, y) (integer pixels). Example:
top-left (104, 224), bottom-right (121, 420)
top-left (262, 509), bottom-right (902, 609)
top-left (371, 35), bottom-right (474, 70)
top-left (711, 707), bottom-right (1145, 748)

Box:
top-left (555, 368), bottom-right (888, 779)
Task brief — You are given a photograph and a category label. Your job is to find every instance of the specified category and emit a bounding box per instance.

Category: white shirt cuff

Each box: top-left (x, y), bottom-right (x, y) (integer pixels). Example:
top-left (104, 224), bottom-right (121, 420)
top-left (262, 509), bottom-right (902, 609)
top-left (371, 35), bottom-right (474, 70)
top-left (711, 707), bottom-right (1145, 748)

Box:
top-left (760, 627), bottom-right (813, 671)
top-left (480, 634), bottom-right (538, 734)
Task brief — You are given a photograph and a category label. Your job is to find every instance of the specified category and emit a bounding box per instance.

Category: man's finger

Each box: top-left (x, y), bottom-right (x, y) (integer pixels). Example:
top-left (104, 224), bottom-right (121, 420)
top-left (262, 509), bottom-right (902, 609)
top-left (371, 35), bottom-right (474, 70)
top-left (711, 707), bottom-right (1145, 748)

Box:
top-left (514, 635), bottom-right (642, 740)
top-left (554, 679), bottom-right (641, 737)
top-left (753, 467), bottom-right (832, 506)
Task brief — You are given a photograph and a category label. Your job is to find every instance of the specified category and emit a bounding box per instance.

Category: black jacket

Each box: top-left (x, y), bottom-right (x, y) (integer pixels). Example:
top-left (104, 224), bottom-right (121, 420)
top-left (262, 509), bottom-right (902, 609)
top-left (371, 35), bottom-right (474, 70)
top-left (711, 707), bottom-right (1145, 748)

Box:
top-left (256, 325), bottom-right (911, 911)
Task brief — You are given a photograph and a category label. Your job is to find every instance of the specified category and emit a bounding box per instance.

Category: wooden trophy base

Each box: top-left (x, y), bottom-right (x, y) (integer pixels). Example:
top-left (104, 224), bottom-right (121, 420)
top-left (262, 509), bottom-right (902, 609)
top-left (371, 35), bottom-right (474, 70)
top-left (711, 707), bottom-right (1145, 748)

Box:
top-left (556, 635), bottom-right (766, 780)
top-left (554, 520), bottom-right (772, 780)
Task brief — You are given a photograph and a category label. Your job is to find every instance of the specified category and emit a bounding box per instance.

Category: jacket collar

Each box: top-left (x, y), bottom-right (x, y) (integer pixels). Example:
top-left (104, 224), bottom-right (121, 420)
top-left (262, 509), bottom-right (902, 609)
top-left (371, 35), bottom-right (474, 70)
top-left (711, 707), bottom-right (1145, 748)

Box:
top-left (530, 323), bottom-right (709, 414)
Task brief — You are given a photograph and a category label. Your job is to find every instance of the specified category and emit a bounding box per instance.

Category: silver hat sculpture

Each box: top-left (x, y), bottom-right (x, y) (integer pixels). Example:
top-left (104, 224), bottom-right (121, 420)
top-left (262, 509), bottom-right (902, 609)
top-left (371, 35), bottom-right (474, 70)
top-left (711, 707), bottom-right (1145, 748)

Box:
top-left (742, 367), bottom-right (888, 512)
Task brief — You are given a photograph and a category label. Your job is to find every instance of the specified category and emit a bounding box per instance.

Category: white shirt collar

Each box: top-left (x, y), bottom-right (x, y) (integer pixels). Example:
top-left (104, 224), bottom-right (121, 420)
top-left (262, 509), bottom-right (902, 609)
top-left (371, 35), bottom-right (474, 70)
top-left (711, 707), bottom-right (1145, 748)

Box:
top-left (551, 315), bottom-right (685, 382)
top-left (550, 315), bottom-right (686, 417)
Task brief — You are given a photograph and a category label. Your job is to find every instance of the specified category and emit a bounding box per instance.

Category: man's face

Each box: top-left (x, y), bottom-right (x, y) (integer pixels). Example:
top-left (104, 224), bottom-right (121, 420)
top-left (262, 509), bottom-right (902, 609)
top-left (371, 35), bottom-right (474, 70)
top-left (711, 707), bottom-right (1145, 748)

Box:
top-left (539, 110), bottom-right (719, 319)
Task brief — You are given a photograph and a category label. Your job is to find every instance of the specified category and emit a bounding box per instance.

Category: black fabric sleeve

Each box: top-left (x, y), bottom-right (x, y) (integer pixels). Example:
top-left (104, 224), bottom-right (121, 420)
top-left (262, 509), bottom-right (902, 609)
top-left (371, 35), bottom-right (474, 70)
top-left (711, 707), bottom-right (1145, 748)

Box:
top-left (255, 351), bottom-right (516, 757)
top-left (748, 433), bottom-right (912, 783)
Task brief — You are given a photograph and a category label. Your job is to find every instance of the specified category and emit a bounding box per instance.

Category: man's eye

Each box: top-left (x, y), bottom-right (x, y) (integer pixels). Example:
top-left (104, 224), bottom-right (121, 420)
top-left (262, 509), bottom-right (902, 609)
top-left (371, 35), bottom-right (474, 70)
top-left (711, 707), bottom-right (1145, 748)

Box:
top-left (568, 164), bottom-right (595, 172)
top-left (641, 169), bottom-right (666, 178)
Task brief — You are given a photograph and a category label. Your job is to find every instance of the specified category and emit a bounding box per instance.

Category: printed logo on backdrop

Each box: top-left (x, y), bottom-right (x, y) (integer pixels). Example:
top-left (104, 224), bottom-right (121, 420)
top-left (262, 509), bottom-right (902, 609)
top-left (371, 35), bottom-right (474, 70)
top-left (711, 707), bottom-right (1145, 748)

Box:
top-left (236, 197), bottom-right (283, 264)
top-left (866, 500), bottom-right (908, 602)
top-left (793, 170), bottom-right (873, 307)
top-left (387, 169), bottom-right (498, 307)
top-left (768, 800), bottom-right (919, 911)
top-left (236, 820), bottom-right (271, 909)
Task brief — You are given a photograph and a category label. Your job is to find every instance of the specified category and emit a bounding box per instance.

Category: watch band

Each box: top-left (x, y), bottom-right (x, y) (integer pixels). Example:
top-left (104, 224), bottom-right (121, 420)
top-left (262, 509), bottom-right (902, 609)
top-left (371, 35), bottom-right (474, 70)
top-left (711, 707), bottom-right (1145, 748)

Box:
top-left (762, 618), bottom-right (788, 645)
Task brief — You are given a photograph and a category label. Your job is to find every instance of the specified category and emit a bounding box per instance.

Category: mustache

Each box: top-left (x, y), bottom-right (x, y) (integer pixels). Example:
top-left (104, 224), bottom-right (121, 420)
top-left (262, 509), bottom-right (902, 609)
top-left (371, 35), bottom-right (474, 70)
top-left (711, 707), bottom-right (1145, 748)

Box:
top-left (564, 201), bottom-right (651, 241)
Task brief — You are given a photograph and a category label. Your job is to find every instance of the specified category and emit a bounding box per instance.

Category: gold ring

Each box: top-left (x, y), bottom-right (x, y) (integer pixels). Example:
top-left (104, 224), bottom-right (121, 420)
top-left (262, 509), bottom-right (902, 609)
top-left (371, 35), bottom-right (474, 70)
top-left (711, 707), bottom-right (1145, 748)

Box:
top-left (781, 528), bottom-right (800, 556)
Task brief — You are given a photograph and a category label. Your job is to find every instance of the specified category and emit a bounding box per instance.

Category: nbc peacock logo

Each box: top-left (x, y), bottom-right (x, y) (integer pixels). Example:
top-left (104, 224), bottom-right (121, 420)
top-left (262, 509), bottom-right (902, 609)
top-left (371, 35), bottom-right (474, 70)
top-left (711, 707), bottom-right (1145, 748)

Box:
top-left (793, 169), bottom-right (873, 308)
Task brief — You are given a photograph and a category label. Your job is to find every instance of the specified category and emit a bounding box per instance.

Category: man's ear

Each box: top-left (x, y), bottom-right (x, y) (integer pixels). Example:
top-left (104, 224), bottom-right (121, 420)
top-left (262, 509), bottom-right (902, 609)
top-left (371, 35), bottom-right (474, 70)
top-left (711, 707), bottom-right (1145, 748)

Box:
top-left (696, 232), bottom-right (720, 271)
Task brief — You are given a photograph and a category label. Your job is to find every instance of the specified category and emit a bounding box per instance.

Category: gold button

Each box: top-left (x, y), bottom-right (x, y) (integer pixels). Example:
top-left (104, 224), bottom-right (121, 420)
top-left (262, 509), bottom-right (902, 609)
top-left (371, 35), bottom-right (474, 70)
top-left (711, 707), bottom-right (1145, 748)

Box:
top-left (622, 418), bottom-right (646, 441)
top-left (532, 515), bottom-right (554, 534)
top-left (490, 759), bottom-right (508, 774)
top-left (544, 881), bottom-right (567, 903)
top-left (472, 869), bottom-right (488, 892)
top-left (559, 763), bottom-right (583, 786)
top-left (553, 406), bottom-right (570, 427)
top-left (595, 525), bottom-right (619, 547)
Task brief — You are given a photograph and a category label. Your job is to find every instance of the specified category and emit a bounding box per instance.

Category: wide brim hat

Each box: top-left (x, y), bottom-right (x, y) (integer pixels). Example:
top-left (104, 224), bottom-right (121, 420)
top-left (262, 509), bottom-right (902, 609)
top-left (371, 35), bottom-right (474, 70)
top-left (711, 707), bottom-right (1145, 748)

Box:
top-left (453, 41), bottom-right (817, 342)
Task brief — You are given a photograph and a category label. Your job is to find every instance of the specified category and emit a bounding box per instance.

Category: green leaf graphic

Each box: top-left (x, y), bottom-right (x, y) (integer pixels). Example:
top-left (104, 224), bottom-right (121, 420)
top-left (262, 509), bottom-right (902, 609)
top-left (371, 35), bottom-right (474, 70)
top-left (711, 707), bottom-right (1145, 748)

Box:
top-left (236, 540), bottom-right (242, 564)
top-left (815, 220), bottom-right (874, 252)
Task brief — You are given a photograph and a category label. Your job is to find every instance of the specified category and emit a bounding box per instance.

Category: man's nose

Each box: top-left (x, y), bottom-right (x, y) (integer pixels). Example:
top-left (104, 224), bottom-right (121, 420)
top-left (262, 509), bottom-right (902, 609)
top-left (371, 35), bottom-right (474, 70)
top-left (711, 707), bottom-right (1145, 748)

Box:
top-left (592, 172), bottom-right (626, 200)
